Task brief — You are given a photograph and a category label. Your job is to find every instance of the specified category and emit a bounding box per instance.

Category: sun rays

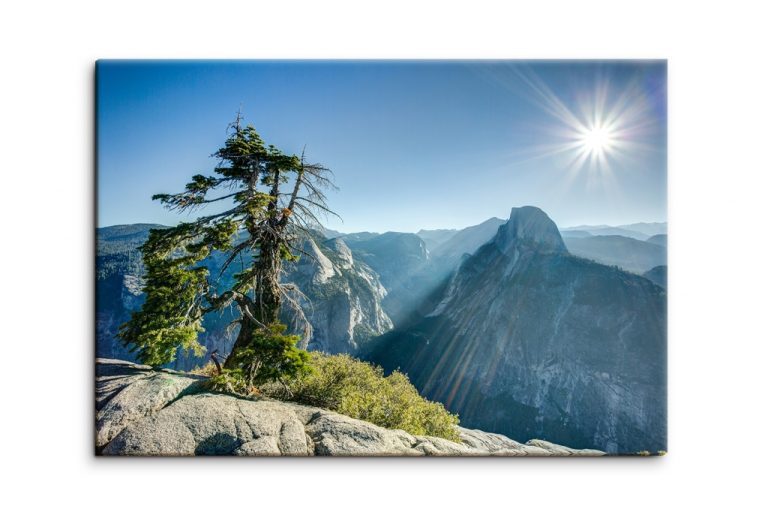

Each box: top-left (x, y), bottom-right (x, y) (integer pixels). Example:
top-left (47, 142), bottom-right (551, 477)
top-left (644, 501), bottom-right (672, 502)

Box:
top-left (480, 64), bottom-right (661, 195)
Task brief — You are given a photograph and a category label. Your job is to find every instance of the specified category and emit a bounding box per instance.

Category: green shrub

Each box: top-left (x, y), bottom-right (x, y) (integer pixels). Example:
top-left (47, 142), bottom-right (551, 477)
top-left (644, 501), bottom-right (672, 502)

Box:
top-left (204, 324), bottom-right (311, 395)
top-left (265, 352), bottom-right (460, 442)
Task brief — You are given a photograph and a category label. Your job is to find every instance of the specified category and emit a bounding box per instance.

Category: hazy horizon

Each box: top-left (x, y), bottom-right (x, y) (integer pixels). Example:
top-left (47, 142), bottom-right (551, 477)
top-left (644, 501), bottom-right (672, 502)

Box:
top-left (97, 60), bottom-right (667, 232)
top-left (97, 211), bottom-right (667, 236)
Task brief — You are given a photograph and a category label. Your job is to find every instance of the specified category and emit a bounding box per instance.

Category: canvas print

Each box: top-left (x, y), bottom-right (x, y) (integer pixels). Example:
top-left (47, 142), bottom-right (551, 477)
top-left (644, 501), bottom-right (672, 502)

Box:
top-left (96, 60), bottom-right (667, 456)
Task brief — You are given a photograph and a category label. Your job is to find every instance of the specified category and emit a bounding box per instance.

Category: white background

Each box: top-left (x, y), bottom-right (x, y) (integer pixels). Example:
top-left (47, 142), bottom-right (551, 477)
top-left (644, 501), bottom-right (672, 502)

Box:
top-left (1, 1), bottom-right (766, 510)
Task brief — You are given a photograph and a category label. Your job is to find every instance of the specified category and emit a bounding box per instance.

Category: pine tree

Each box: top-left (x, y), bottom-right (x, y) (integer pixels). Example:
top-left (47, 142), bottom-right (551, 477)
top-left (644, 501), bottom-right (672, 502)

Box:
top-left (118, 114), bottom-right (337, 388)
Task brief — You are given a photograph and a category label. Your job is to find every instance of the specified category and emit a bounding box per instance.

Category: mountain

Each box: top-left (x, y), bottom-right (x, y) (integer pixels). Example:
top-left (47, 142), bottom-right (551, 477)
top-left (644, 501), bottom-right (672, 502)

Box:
top-left (285, 237), bottom-right (393, 354)
top-left (97, 358), bottom-right (603, 456)
top-left (339, 231), bottom-right (379, 243)
top-left (337, 231), bottom-right (437, 324)
top-left (563, 226), bottom-right (647, 240)
top-left (97, 225), bottom-right (394, 369)
top-left (563, 222), bottom-right (667, 240)
top-left (417, 228), bottom-right (458, 250)
top-left (96, 224), bottom-right (168, 362)
top-left (322, 227), bottom-right (345, 239)
top-left (618, 222), bottom-right (667, 237)
top-left (365, 206), bottom-right (666, 454)
top-left (97, 223), bottom-right (167, 278)
top-left (341, 232), bottom-right (429, 291)
top-left (335, 220), bottom-right (507, 326)
top-left (646, 234), bottom-right (668, 247)
top-left (643, 265), bottom-right (667, 288)
top-left (560, 229), bottom-right (592, 238)
top-left (564, 235), bottom-right (667, 274)
top-left (429, 217), bottom-right (506, 269)
top-left (97, 223), bottom-right (167, 239)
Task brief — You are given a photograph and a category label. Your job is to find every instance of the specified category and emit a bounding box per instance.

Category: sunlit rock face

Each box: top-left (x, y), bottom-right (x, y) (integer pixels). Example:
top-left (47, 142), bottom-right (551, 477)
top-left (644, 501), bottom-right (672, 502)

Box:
top-left (286, 237), bottom-right (393, 355)
top-left (297, 239), bottom-right (337, 284)
top-left (366, 206), bottom-right (666, 454)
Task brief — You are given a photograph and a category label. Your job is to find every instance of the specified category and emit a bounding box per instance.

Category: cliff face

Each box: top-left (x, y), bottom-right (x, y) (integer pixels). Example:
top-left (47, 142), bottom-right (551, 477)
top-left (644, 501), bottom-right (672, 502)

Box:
top-left (367, 207), bottom-right (666, 454)
top-left (96, 359), bottom-right (603, 456)
top-left (286, 237), bottom-right (393, 355)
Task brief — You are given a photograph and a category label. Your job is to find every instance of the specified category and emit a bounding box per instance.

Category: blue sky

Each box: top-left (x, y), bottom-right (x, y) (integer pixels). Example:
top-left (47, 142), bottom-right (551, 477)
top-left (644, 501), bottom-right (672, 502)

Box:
top-left (97, 60), bottom-right (666, 233)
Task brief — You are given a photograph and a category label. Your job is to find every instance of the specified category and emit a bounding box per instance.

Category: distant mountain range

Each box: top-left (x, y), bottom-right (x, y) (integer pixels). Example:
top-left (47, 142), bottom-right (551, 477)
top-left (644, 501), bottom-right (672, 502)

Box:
top-left (430, 218), bottom-right (507, 270)
top-left (561, 221), bottom-right (666, 241)
top-left (416, 228), bottom-right (458, 250)
top-left (643, 265), bottom-right (667, 288)
top-left (645, 234), bottom-right (667, 247)
top-left (564, 235), bottom-right (666, 274)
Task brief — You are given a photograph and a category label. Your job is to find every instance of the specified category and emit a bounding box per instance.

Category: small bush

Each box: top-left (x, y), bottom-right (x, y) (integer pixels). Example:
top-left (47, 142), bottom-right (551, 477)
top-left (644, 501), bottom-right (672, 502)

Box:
top-left (265, 352), bottom-right (460, 442)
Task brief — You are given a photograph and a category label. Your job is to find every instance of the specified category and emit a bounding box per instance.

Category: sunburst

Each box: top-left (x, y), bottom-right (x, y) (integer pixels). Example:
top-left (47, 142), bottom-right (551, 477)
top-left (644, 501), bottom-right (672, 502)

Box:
top-left (501, 67), bottom-right (655, 185)
top-left (581, 124), bottom-right (615, 156)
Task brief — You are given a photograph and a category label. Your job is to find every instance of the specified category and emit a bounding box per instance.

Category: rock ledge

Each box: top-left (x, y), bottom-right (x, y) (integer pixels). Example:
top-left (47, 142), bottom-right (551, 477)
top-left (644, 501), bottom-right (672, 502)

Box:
top-left (96, 359), bottom-right (604, 457)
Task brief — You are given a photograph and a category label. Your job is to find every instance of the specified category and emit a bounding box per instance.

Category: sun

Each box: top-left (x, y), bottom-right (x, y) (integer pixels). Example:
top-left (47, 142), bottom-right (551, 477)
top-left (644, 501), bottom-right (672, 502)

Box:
top-left (501, 67), bottom-right (656, 181)
top-left (581, 124), bottom-right (614, 156)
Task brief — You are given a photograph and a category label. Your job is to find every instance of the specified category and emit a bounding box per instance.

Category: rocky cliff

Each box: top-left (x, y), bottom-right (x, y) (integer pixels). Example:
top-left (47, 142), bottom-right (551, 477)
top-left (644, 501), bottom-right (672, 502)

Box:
top-left (96, 359), bottom-right (603, 456)
top-left (366, 206), bottom-right (666, 454)
top-left (285, 237), bottom-right (393, 354)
